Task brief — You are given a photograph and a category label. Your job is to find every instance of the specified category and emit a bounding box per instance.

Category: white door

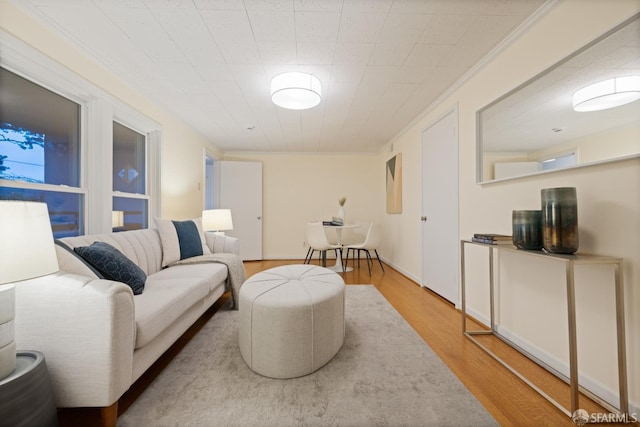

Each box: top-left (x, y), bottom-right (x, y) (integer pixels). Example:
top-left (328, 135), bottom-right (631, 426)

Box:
top-left (421, 109), bottom-right (459, 305)
top-left (214, 161), bottom-right (263, 260)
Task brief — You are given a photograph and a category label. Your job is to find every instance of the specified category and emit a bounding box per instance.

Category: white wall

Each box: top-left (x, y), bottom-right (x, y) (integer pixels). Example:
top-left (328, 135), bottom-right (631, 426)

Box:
top-left (224, 153), bottom-right (382, 259)
top-left (381, 0), bottom-right (640, 412)
top-left (530, 122), bottom-right (640, 164)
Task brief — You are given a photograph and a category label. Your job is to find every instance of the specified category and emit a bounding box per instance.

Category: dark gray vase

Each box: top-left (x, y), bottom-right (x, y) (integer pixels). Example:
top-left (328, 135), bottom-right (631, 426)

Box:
top-left (541, 187), bottom-right (578, 254)
top-left (512, 210), bottom-right (543, 250)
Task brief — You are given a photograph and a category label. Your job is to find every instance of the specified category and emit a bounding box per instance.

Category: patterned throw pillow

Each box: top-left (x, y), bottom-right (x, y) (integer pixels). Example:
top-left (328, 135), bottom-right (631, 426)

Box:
top-left (74, 241), bottom-right (146, 295)
top-left (155, 217), bottom-right (211, 267)
top-left (55, 239), bottom-right (105, 279)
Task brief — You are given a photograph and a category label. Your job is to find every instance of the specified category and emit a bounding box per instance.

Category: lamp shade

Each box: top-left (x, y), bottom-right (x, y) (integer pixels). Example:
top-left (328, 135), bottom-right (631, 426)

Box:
top-left (573, 75), bottom-right (640, 112)
top-left (0, 201), bottom-right (58, 382)
top-left (112, 210), bottom-right (124, 228)
top-left (0, 201), bottom-right (59, 284)
top-left (202, 209), bottom-right (234, 232)
top-left (271, 72), bottom-right (321, 110)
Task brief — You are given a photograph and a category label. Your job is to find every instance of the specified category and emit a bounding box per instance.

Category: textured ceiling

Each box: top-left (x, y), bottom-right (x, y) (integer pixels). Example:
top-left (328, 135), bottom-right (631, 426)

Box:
top-left (12, 0), bottom-right (547, 153)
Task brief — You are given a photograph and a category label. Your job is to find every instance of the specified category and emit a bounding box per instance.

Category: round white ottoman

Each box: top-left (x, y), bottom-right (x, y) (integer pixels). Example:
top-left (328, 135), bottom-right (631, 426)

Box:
top-left (239, 264), bottom-right (345, 379)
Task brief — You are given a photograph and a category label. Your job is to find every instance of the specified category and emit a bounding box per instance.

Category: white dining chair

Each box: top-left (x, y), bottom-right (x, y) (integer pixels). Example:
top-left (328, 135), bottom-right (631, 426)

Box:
top-left (338, 220), bottom-right (369, 246)
top-left (304, 222), bottom-right (342, 267)
top-left (343, 222), bottom-right (384, 275)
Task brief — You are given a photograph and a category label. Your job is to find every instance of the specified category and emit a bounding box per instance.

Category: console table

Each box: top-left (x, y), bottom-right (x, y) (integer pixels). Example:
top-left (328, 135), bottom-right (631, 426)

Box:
top-left (460, 240), bottom-right (628, 418)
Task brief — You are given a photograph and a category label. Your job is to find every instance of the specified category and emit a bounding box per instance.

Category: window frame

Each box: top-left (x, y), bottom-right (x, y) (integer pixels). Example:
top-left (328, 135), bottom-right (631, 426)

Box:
top-left (112, 119), bottom-right (150, 231)
top-left (0, 30), bottom-right (161, 235)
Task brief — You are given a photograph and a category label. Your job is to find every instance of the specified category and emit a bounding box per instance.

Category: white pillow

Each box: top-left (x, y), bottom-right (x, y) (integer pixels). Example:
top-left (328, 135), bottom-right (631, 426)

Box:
top-left (155, 217), bottom-right (211, 267)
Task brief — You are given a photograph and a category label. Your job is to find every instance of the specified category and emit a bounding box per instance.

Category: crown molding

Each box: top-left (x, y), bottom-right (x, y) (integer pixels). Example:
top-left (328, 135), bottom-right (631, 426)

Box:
top-left (380, 0), bottom-right (559, 155)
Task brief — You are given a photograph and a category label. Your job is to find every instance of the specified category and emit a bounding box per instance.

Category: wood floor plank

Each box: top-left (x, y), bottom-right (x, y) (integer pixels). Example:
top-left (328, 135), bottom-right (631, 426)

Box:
top-left (247, 259), bottom-right (634, 427)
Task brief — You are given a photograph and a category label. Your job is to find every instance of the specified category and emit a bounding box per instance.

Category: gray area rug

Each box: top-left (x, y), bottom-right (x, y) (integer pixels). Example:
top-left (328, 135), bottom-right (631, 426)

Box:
top-left (119, 285), bottom-right (497, 427)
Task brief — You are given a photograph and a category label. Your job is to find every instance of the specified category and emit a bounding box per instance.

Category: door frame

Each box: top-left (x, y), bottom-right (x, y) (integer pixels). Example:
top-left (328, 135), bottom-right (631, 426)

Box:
top-left (203, 148), bottom-right (219, 210)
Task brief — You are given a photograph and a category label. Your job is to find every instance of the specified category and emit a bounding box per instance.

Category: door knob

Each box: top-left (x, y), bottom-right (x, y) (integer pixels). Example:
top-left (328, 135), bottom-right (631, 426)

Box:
top-left (421, 216), bottom-right (427, 222)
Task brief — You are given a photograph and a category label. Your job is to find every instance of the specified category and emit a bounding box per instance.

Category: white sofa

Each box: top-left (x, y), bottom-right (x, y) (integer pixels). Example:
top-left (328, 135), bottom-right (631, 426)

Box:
top-left (13, 227), bottom-right (240, 425)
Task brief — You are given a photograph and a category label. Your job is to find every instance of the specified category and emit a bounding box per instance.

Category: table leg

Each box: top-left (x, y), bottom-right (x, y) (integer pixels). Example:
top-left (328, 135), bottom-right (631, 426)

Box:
top-left (327, 228), bottom-right (352, 272)
top-left (566, 261), bottom-right (579, 415)
top-left (614, 262), bottom-right (629, 415)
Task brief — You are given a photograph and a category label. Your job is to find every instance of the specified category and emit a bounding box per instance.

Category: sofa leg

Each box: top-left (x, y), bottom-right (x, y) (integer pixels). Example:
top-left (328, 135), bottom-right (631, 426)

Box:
top-left (101, 402), bottom-right (118, 427)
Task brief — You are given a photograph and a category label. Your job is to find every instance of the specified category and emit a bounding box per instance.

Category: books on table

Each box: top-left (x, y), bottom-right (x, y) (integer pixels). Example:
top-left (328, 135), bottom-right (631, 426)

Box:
top-left (471, 233), bottom-right (513, 245)
top-left (322, 217), bottom-right (344, 226)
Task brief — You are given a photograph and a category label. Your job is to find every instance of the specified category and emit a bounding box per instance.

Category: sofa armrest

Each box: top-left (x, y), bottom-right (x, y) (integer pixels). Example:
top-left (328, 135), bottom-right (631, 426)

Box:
top-left (205, 232), bottom-right (240, 256)
top-left (14, 271), bottom-right (135, 408)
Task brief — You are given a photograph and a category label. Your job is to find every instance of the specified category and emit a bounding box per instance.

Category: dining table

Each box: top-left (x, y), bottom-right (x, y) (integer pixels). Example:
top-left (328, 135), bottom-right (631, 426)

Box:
top-left (322, 223), bottom-right (359, 273)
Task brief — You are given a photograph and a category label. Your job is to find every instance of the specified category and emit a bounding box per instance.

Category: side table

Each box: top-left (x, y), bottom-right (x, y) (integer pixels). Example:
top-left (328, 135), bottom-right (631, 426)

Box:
top-left (0, 351), bottom-right (57, 427)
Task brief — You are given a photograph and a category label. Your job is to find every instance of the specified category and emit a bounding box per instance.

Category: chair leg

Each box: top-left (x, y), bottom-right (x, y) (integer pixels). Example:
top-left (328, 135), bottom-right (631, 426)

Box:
top-left (374, 249), bottom-right (385, 272)
top-left (321, 250), bottom-right (326, 267)
top-left (344, 248), bottom-right (360, 271)
top-left (304, 247), bottom-right (312, 264)
top-left (343, 248), bottom-right (350, 270)
top-left (364, 250), bottom-right (372, 276)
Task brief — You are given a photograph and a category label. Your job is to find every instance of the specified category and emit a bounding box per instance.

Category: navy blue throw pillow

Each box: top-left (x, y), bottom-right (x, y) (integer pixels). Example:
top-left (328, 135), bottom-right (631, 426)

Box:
top-left (55, 239), bottom-right (105, 279)
top-left (74, 242), bottom-right (146, 295)
top-left (172, 220), bottom-right (204, 260)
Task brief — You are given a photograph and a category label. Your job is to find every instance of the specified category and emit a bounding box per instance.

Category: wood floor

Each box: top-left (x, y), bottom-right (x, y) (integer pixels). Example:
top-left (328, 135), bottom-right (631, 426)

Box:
top-left (60, 258), bottom-right (633, 426)
top-left (245, 259), bottom-right (632, 427)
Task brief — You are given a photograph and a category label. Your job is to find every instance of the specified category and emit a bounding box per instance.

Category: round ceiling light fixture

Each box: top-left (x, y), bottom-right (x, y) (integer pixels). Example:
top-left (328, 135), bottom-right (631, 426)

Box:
top-left (271, 72), bottom-right (321, 110)
top-left (572, 75), bottom-right (640, 112)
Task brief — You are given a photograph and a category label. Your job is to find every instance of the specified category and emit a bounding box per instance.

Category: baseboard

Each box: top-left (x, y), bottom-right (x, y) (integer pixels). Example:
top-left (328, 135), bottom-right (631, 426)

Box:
top-left (496, 325), bottom-right (639, 414)
top-left (262, 255), bottom-right (333, 261)
top-left (267, 254), bottom-right (397, 262)
top-left (464, 307), bottom-right (491, 329)
top-left (378, 255), bottom-right (420, 284)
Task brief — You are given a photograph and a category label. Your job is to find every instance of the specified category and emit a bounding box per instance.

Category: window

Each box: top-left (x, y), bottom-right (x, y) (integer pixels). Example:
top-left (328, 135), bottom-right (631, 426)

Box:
top-left (113, 122), bottom-right (148, 231)
top-left (541, 152), bottom-right (577, 171)
top-left (1, 32), bottom-right (162, 236)
top-left (0, 67), bottom-right (84, 237)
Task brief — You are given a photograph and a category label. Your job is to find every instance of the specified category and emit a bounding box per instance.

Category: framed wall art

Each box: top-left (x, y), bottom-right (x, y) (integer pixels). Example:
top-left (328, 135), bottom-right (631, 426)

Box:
top-left (386, 153), bottom-right (402, 214)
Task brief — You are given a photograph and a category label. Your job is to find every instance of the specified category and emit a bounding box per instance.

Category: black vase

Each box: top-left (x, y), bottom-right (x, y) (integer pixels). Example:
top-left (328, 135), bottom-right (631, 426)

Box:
top-left (512, 210), bottom-right (543, 250)
top-left (541, 187), bottom-right (578, 254)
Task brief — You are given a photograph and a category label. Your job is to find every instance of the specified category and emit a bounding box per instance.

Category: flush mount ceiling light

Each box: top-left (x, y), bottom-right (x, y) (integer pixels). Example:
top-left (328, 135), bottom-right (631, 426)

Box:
top-left (572, 75), bottom-right (640, 112)
top-left (271, 72), bottom-right (321, 110)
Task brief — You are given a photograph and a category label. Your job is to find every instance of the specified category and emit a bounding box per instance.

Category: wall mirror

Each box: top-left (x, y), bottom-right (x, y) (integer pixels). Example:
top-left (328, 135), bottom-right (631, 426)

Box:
top-left (477, 13), bottom-right (640, 183)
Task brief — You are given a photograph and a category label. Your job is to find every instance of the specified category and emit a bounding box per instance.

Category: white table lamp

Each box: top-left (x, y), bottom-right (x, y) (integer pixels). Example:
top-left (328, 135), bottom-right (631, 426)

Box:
top-left (202, 209), bottom-right (233, 235)
top-left (112, 210), bottom-right (124, 228)
top-left (0, 201), bottom-right (59, 380)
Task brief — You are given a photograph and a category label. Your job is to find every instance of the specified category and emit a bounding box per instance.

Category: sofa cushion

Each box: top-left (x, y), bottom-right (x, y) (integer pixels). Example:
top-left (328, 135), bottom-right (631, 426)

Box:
top-left (153, 262), bottom-right (228, 293)
top-left (60, 229), bottom-right (164, 276)
top-left (155, 218), bottom-right (211, 267)
top-left (133, 273), bottom-right (211, 348)
top-left (74, 242), bottom-right (146, 295)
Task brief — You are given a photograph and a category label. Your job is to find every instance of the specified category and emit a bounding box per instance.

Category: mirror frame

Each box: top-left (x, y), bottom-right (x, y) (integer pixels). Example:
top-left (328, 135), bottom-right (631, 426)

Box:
top-left (476, 13), bottom-right (640, 184)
